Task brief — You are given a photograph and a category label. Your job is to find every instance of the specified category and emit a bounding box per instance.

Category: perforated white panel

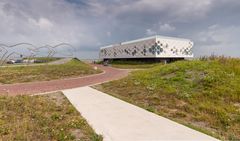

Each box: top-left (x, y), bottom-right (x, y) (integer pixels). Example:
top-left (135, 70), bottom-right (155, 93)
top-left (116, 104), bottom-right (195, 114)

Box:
top-left (100, 36), bottom-right (193, 59)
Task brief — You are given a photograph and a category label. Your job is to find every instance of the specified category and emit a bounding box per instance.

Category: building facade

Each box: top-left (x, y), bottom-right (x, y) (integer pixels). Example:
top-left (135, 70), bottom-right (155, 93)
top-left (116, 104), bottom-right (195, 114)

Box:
top-left (99, 35), bottom-right (194, 61)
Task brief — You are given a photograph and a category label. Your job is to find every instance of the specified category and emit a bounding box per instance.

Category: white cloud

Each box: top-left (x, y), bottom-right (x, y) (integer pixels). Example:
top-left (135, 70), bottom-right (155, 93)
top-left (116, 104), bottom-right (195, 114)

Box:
top-left (28, 18), bottom-right (53, 30)
top-left (145, 23), bottom-right (175, 36)
top-left (159, 23), bottom-right (175, 32)
top-left (146, 29), bottom-right (157, 36)
top-left (0, 0), bottom-right (99, 47)
top-left (194, 25), bottom-right (240, 57)
top-left (37, 18), bottom-right (54, 30)
top-left (106, 31), bottom-right (112, 37)
top-left (0, 0), bottom-right (240, 58)
top-left (90, 0), bottom-right (215, 21)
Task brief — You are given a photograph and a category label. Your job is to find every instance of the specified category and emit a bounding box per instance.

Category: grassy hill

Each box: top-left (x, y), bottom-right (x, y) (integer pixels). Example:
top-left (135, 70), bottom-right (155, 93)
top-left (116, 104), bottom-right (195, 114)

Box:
top-left (0, 92), bottom-right (102, 141)
top-left (95, 57), bottom-right (240, 140)
top-left (110, 60), bottom-right (159, 69)
top-left (23, 57), bottom-right (61, 63)
top-left (0, 59), bottom-right (101, 84)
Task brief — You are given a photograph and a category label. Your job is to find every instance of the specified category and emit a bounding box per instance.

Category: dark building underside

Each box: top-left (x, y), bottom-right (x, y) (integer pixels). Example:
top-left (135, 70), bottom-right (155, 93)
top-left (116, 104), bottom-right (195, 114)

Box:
top-left (103, 57), bottom-right (184, 63)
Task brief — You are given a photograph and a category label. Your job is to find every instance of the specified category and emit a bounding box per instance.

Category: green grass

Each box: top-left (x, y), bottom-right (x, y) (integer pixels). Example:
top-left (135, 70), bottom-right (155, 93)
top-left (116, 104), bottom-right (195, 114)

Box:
top-left (24, 57), bottom-right (61, 63)
top-left (0, 92), bottom-right (102, 141)
top-left (95, 57), bottom-right (240, 140)
top-left (0, 59), bottom-right (101, 84)
top-left (109, 60), bottom-right (160, 69)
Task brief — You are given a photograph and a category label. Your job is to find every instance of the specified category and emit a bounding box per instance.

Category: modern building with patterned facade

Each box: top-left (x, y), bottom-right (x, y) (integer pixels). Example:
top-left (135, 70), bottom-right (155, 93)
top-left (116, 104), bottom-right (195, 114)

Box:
top-left (99, 35), bottom-right (194, 62)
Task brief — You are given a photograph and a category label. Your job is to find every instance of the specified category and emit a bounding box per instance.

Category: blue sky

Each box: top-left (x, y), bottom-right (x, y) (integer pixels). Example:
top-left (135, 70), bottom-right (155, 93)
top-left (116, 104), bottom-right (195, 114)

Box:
top-left (0, 0), bottom-right (240, 58)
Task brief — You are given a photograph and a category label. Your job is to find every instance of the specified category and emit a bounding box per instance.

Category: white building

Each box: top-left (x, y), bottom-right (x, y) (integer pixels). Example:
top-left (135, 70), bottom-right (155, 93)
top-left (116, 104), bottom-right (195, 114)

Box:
top-left (99, 35), bottom-right (194, 62)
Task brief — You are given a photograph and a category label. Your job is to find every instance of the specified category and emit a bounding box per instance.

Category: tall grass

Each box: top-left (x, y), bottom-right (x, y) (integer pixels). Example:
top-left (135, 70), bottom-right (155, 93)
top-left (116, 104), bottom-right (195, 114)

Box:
top-left (97, 57), bottom-right (240, 140)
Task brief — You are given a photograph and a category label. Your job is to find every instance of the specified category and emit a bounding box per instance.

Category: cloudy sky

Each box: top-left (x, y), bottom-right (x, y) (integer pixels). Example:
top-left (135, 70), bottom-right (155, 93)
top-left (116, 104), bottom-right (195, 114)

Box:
top-left (0, 0), bottom-right (240, 58)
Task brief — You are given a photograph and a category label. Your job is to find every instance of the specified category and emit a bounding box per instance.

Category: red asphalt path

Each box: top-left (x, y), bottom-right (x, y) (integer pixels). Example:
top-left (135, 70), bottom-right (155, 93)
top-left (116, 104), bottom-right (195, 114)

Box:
top-left (0, 64), bottom-right (129, 96)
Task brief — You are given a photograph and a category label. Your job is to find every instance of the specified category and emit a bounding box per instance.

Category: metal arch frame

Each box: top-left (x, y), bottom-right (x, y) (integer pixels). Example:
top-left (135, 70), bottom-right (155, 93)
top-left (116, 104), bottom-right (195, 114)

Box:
top-left (0, 43), bottom-right (76, 67)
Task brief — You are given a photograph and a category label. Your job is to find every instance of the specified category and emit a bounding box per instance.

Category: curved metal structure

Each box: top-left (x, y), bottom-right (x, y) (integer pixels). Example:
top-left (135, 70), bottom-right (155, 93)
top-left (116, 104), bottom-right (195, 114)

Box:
top-left (0, 43), bottom-right (75, 66)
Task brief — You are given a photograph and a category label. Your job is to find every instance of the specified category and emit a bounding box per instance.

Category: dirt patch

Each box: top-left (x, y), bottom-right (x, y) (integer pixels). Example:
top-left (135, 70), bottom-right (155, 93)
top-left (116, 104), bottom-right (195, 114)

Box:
top-left (185, 70), bottom-right (207, 82)
top-left (234, 103), bottom-right (240, 111)
top-left (46, 91), bottom-right (65, 106)
top-left (70, 129), bottom-right (85, 140)
top-left (176, 100), bottom-right (187, 107)
top-left (161, 73), bottom-right (176, 79)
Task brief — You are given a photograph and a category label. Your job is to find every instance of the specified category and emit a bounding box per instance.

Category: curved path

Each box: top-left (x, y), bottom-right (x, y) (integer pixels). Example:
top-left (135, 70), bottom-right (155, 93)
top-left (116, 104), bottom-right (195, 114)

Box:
top-left (0, 64), bottom-right (130, 96)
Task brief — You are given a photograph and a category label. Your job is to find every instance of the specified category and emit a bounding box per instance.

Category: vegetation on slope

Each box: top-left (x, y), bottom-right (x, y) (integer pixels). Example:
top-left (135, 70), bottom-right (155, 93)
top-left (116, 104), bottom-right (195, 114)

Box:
top-left (95, 57), bottom-right (240, 140)
top-left (0, 92), bottom-right (102, 141)
top-left (0, 59), bottom-right (101, 84)
top-left (109, 60), bottom-right (160, 69)
top-left (26, 57), bottom-right (61, 63)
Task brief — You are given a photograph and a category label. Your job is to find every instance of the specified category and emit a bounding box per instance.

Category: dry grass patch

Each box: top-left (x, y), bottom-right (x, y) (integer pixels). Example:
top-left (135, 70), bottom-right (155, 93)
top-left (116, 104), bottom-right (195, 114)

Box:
top-left (0, 92), bottom-right (102, 141)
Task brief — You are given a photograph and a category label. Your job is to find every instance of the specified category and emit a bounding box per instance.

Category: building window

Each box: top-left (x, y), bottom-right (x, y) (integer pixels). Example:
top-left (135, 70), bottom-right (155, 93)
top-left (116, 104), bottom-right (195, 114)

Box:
top-left (160, 48), bottom-right (163, 52)
top-left (143, 48), bottom-right (147, 53)
top-left (149, 48), bottom-right (152, 52)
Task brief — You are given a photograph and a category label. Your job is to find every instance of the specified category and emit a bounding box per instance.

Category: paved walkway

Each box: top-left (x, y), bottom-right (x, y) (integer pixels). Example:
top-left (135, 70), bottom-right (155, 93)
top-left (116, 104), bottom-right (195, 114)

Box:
top-left (63, 87), bottom-right (219, 141)
top-left (0, 64), bottom-right (129, 96)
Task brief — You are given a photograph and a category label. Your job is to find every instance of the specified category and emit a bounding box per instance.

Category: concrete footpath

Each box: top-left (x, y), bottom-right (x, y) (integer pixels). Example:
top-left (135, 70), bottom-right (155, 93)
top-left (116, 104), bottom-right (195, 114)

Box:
top-left (63, 86), bottom-right (219, 141)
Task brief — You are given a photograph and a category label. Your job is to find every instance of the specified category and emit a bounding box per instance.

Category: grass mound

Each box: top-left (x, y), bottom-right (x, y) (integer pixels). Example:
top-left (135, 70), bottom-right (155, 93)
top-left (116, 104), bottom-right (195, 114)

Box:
top-left (0, 59), bottom-right (101, 84)
top-left (0, 92), bottom-right (102, 141)
top-left (96, 58), bottom-right (240, 140)
top-left (110, 60), bottom-right (160, 69)
top-left (24, 57), bottom-right (61, 63)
